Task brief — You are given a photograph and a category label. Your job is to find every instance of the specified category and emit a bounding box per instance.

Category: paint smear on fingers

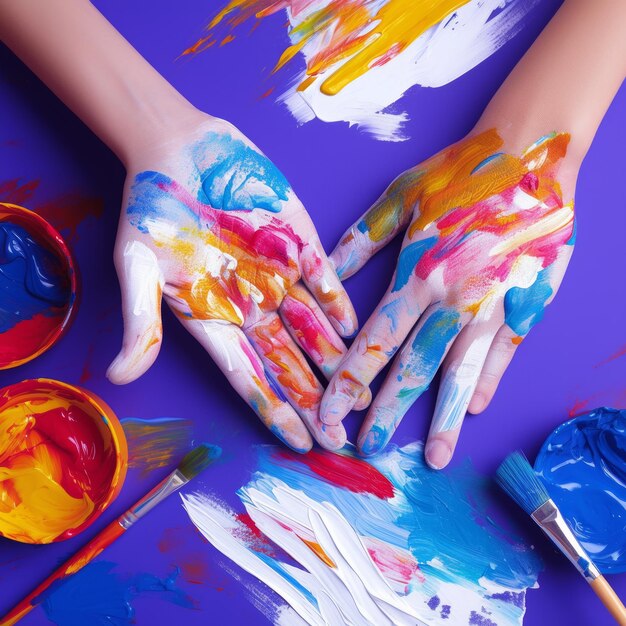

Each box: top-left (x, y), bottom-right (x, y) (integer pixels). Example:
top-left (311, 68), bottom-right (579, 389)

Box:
top-left (182, 443), bottom-right (540, 625)
top-left (184, 0), bottom-right (539, 140)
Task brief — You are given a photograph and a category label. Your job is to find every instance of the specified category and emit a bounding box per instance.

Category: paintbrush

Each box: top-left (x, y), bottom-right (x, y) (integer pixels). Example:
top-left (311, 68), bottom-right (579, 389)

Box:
top-left (1, 443), bottom-right (220, 626)
top-left (496, 451), bottom-right (626, 626)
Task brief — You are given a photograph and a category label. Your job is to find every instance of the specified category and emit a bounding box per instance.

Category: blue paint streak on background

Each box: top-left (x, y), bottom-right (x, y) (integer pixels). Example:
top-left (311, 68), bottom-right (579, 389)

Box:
top-left (0, 222), bottom-right (70, 332)
top-left (35, 561), bottom-right (194, 626)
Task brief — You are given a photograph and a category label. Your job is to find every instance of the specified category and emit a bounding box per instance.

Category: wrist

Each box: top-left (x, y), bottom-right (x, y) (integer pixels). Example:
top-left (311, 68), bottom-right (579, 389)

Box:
top-left (119, 89), bottom-right (208, 168)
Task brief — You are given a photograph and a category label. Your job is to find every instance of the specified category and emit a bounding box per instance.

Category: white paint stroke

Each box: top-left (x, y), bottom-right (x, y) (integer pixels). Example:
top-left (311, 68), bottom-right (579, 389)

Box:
top-left (277, 0), bottom-right (540, 140)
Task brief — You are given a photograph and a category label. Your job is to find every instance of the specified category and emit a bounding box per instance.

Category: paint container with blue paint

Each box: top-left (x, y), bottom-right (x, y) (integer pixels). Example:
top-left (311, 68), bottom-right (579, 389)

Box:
top-left (535, 407), bottom-right (626, 574)
top-left (0, 202), bottom-right (77, 368)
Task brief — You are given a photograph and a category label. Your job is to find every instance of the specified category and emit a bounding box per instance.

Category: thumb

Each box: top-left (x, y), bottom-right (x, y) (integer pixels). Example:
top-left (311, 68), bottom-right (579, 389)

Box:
top-left (330, 190), bottom-right (412, 281)
top-left (107, 239), bottom-right (164, 384)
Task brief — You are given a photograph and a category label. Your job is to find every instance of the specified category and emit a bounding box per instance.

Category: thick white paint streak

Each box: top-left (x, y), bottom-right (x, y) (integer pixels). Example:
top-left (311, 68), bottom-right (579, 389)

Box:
top-left (181, 466), bottom-right (533, 625)
top-left (279, 0), bottom-right (539, 140)
top-left (123, 240), bottom-right (163, 317)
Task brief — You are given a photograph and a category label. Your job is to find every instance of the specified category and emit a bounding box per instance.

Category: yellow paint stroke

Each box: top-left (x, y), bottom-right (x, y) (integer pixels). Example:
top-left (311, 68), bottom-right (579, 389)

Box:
top-left (185, 0), bottom-right (471, 95)
top-left (407, 129), bottom-right (571, 238)
top-left (302, 537), bottom-right (336, 567)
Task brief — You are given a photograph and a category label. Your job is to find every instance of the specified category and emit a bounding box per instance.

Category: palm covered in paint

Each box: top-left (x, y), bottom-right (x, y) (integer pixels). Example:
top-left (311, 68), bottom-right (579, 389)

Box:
top-left (107, 116), bottom-right (362, 452)
top-left (323, 129), bottom-right (575, 468)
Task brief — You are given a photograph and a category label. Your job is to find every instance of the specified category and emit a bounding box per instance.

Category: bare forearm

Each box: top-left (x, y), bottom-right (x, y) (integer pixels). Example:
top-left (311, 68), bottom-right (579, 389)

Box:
top-left (475, 0), bottom-right (626, 168)
top-left (0, 0), bottom-right (200, 165)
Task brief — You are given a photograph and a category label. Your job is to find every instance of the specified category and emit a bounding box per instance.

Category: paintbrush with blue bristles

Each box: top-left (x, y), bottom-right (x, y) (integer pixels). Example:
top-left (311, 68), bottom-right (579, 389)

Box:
top-left (496, 451), bottom-right (626, 625)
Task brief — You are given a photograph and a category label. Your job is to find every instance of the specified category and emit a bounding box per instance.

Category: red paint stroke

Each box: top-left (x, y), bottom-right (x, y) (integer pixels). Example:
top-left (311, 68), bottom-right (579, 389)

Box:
top-left (594, 344), bottom-right (626, 368)
top-left (568, 389), bottom-right (626, 418)
top-left (274, 449), bottom-right (395, 499)
top-left (234, 513), bottom-right (277, 557)
top-left (365, 537), bottom-right (423, 587)
top-left (80, 344), bottom-right (96, 384)
top-left (568, 397), bottom-right (591, 418)
top-left (179, 554), bottom-right (212, 585)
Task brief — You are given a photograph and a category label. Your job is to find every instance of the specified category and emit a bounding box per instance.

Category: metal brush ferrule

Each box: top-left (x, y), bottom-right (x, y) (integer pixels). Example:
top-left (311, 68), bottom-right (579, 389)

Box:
top-left (531, 499), bottom-right (600, 583)
top-left (118, 470), bottom-right (187, 530)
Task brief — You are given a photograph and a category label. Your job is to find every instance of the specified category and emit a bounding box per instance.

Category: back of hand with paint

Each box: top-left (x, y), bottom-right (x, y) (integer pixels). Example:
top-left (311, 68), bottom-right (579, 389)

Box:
top-left (324, 130), bottom-right (575, 467)
top-left (322, 0), bottom-right (625, 468)
top-left (108, 119), bottom-right (364, 452)
top-left (0, 0), bottom-right (363, 453)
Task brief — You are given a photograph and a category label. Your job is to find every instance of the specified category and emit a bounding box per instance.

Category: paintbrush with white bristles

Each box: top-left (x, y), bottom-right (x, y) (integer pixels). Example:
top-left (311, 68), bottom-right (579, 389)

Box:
top-left (496, 451), bottom-right (626, 626)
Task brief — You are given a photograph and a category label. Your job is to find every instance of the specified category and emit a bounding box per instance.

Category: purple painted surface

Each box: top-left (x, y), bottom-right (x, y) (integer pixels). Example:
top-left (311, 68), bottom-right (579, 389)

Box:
top-left (0, 1), bottom-right (624, 624)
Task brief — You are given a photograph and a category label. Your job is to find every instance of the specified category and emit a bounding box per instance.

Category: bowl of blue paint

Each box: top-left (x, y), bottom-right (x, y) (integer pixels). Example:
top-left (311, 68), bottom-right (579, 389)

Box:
top-left (0, 202), bottom-right (77, 368)
top-left (535, 407), bottom-right (626, 574)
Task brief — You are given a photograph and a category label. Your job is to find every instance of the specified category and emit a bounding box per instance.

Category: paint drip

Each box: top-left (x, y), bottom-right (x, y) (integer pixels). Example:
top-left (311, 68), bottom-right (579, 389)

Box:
top-left (185, 0), bottom-right (539, 140)
top-left (182, 442), bottom-right (541, 625)
top-left (535, 407), bottom-right (626, 574)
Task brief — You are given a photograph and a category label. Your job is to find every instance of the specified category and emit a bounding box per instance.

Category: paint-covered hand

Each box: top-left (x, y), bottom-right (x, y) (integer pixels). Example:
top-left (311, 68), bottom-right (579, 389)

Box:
top-left (107, 117), bottom-right (362, 453)
top-left (324, 130), bottom-right (576, 468)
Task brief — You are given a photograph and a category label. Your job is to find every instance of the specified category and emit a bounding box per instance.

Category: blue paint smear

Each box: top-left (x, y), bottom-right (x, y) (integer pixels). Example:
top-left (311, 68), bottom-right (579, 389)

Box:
top-left (504, 266), bottom-right (553, 336)
top-left (35, 561), bottom-right (194, 626)
top-left (535, 407), bottom-right (626, 574)
top-left (470, 152), bottom-right (505, 175)
top-left (392, 237), bottom-right (437, 292)
top-left (126, 171), bottom-right (205, 235)
top-left (381, 297), bottom-right (405, 334)
top-left (395, 308), bottom-right (461, 407)
top-left (0, 222), bottom-right (70, 332)
top-left (249, 443), bottom-right (541, 594)
top-left (127, 132), bottom-right (291, 233)
top-left (193, 132), bottom-right (290, 213)
top-left (566, 217), bottom-right (577, 245)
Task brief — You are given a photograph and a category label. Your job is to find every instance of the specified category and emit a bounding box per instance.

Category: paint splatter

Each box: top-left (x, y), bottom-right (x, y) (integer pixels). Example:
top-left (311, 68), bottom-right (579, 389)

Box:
top-left (185, 0), bottom-right (539, 140)
top-left (182, 442), bottom-right (541, 625)
top-left (121, 417), bottom-right (194, 475)
top-left (0, 178), bottom-right (103, 245)
top-left (594, 343), bottom-right (626, 368)
top-left (35, 561), bottom-right (195, 626)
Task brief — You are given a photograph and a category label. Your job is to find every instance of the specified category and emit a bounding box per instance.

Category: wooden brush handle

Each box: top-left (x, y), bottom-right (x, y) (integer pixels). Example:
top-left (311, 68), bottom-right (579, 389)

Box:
top-left (590, 576), bottom-right (626, 626)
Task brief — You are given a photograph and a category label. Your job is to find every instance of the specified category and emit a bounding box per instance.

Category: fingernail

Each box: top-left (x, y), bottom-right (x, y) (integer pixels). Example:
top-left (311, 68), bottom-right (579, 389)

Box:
top-left (357, 425), bottom-right (386, 457)
top-left (425, 439), bottom-right (452, 470)
top-left (354, 388), bottom-right (372, 411)
top-left (469, 392), bottom-right (486, 414)
top-left (331, 314), bottom-right (357, 338)
top-left (320, 395), bottom-right (353, 425)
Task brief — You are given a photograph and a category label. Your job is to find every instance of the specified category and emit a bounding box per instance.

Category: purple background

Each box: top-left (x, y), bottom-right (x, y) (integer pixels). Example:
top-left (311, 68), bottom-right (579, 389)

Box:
top-left (0, 0), bottom-right (625, 624)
